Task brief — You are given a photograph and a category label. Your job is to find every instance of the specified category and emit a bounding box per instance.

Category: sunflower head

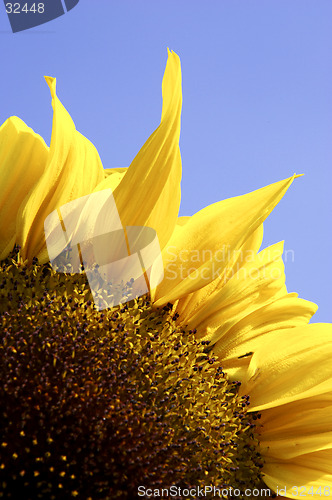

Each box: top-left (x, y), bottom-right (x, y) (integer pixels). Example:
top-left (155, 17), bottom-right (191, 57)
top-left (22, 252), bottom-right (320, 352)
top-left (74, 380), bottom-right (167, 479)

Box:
top-left (0, 249), bottom-right (265, 499)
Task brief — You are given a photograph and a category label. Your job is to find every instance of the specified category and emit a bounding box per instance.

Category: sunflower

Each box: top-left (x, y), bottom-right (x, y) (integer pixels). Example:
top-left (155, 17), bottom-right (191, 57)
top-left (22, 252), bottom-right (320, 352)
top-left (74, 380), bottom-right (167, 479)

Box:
top-left (0, 50), bottom-right (331, 499)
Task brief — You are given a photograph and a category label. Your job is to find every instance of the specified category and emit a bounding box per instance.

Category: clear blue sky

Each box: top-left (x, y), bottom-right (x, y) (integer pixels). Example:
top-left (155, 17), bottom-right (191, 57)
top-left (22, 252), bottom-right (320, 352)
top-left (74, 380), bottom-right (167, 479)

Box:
top-left (0, 1), bottom-right (331, 322)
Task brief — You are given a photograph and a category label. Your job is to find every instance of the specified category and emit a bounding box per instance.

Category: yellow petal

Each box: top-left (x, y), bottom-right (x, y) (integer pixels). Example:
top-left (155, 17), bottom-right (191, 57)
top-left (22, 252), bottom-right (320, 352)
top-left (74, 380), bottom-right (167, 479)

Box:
top-left (183, 241), bottom-right (286, 340)
top-left (95, 167), bottom-right (127, 192)
top-left (240, 324), bottom-right (332, 411)
top-left (216, 294), bottom-right (317, 380)
top-left (103, 167), bottom-right (127, 178)
top-left (95, 49), bottom-right (182, 252)
top-left (154, 175), bottom-right (299, 305)
top-left (16, 77), bottom-right (104, 263)
top-left (175, 224), bottom-right (264, 323)
top-left (260, 400), bottom-right (332, 459)
top-left (263, 450), bottom-right (332, 499)
top-left (0, 117), bottom-right (48, 260)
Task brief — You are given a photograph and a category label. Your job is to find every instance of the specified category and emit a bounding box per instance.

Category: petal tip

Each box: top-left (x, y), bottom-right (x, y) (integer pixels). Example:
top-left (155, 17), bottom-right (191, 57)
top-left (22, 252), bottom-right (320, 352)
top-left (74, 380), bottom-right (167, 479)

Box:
top-left (44, 76), bottom-right (57, 98)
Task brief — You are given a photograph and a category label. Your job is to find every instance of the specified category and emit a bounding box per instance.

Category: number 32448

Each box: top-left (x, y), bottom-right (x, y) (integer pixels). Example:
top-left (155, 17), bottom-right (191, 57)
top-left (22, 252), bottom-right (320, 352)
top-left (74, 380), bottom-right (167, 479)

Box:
top-left (5, 3), bottom-right (45, 14)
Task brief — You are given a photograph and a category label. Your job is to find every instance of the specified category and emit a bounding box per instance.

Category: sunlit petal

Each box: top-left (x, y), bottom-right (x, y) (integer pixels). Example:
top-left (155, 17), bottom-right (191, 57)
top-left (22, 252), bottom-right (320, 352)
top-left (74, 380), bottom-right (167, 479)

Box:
top-left (154, 175), bottom-right (299, 305)
top-left (16, 77), bottom-right (104, 263)
top-left (0, 117), bottom-right (48, 260)
top-left (217, 294), bottom-right (317, 380)
top-left (184, 241), bottom-right (286, 339)
top-left (94, 49), bottom-right (182, 252)
top-left (240, 324), bottom-right (332, 411)
top-left (175, 224), bottom-right (264, 322)
top-left (263, 451), bottom-right (332, 499)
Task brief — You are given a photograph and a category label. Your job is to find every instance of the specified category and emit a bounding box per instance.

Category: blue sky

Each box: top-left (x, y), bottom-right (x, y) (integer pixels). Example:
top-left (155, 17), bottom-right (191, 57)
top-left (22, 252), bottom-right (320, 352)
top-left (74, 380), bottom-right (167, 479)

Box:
top-left (0, 0), bottom-right (331, 321)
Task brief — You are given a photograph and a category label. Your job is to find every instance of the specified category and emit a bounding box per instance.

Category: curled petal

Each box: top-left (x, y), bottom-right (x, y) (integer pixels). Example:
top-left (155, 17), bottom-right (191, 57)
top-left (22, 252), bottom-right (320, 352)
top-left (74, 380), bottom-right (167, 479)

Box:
top-left (16, 77), bottom-right (104, 263)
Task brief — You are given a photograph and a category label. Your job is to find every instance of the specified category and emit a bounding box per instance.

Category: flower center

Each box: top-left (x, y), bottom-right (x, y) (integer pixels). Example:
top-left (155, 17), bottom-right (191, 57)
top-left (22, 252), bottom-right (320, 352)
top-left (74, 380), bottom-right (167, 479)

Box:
top-left (0, 250), bottom-right (265, 499)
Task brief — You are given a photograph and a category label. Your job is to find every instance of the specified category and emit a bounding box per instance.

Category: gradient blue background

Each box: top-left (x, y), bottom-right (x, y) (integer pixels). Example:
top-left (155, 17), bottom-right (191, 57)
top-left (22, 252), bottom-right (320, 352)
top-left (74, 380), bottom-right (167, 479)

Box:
top-left (0, 0), bottom-right (331, 321)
